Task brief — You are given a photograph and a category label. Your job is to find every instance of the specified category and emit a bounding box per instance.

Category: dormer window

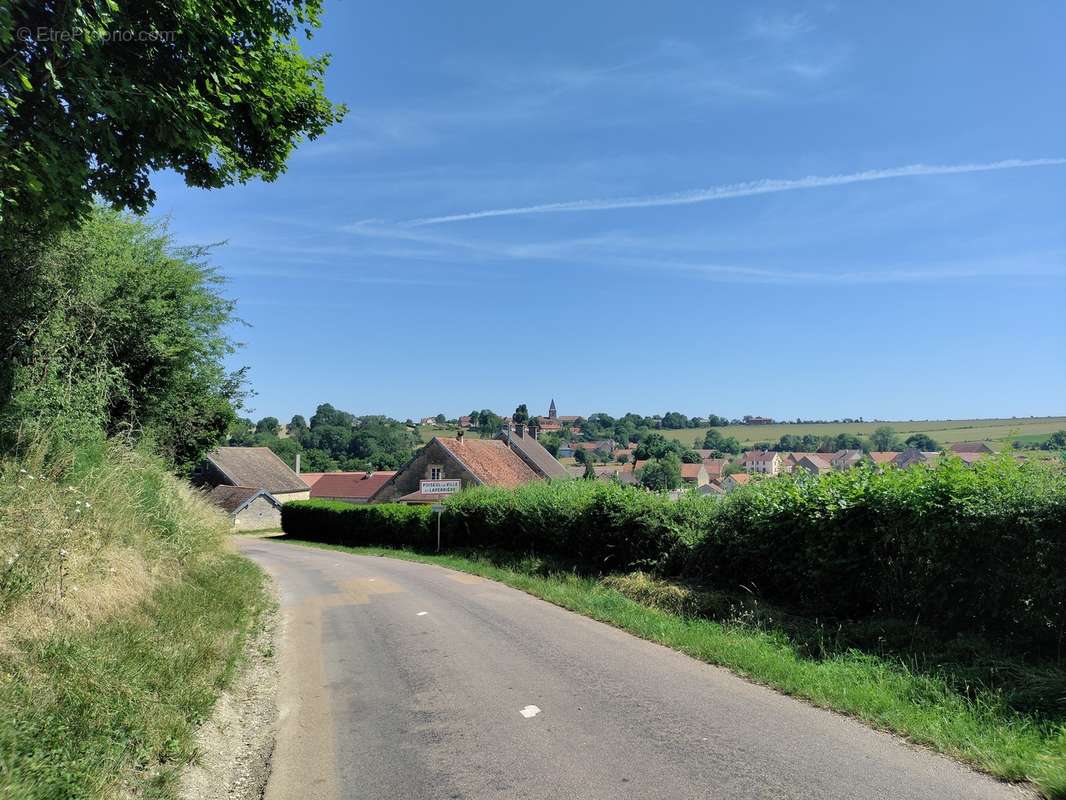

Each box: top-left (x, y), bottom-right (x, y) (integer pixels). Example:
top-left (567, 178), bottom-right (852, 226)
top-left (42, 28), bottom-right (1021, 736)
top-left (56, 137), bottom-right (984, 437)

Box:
top-left (430, 465), bottom-right (444, 480)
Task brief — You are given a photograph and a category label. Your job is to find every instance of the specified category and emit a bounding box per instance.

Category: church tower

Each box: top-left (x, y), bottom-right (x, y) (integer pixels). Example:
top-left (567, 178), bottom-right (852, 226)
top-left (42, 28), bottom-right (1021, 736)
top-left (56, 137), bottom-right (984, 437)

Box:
top-left (548, 398), bottom-right (557, 420)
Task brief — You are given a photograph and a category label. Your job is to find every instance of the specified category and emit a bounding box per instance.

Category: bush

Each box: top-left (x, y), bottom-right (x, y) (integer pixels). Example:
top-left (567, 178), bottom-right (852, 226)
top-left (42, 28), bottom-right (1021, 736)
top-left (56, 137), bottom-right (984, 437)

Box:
top-left (281, 500), bottom-right (434, 549)
top-left (685, 456), bottom-right (1066, 654)
top-left (283, 481), bottom-right (714, 573)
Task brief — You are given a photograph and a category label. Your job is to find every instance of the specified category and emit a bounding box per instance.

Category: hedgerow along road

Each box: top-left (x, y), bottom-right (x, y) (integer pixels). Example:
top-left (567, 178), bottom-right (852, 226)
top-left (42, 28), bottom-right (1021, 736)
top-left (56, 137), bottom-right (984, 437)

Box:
top-left (238, 537), bottom-right (1030, 800)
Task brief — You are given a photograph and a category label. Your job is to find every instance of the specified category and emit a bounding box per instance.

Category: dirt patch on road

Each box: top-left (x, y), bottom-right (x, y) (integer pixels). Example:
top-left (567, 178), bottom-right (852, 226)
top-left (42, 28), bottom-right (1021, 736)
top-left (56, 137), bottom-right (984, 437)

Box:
top-left (179, 593), bottom-right (279, 800)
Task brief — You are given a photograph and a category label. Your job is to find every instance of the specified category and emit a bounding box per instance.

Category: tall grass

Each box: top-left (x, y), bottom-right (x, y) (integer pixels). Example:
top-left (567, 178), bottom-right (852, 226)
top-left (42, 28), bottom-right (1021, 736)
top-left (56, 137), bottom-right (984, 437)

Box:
top-left (0, 436), bottom-right (266, 798)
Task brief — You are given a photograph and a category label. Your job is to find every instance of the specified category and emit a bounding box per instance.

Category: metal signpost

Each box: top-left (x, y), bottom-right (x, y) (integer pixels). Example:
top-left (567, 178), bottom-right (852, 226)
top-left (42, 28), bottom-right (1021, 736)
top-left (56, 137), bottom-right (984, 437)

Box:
top-left (431, 503), bottom-right (445, 552)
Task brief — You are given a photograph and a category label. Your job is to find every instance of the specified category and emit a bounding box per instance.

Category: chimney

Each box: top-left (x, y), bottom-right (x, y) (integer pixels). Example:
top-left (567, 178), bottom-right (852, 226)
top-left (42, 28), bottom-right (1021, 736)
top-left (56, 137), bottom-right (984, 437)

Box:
top-left (515, 422), bottom-right (524, 438)
top-left (295, 452), bottom-right (301, 474)
top-left (527, 422), bottom-right (538, 440)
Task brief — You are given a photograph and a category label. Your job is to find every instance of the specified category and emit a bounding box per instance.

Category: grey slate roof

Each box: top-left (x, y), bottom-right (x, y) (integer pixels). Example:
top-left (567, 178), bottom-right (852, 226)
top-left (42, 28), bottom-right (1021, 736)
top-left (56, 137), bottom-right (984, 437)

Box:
top-left (205, 447), bottom-right (310, 493)
top-left (496, 431), bottom-right (570, 478)
top-left (205, 485), bottom-right (281, 515)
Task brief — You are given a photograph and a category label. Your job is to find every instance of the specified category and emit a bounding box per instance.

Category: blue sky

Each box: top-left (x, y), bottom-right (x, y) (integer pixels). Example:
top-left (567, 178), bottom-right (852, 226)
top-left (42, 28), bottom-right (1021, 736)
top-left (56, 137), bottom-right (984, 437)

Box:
top-left (150, 1), bottom-right (1066, 423)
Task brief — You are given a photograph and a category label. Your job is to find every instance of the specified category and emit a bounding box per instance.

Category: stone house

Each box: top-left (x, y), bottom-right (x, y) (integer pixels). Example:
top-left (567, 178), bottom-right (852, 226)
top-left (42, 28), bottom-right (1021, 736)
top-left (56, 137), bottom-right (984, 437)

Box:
top-left (374, 431), bottom-right (547, 504)
top-left (740, 450), bottom-right (781, 475)
top-left (791, 454), bottom-right (832, 476)
top-left (680, 462), bottom-right (710, 487)
top-left (204, 485), bottom-right (282, 530)
top-left (950, 441), bottom-right (996, 454)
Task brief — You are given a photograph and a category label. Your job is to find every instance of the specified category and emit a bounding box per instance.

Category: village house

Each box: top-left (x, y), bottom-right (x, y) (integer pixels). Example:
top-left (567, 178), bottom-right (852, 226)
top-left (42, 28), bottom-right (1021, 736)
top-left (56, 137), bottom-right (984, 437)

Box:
top-left (458, 415), bottom-right (473, 429)
top-left (375, 424), bottom-right (565, 504)
top-left (831, 449), bottom-right (864, 470)
top-left (895, 448), bottom-right (939, 469)
top-left (866, 451), bottom-right (899, 469)
top-left (701, 458), bottom-right (728, 481)
top-left (309, 471), bottom-right (398, 504)
top-left (950, 441), bottom-right (996, 454)
top-left (721, 472), bottom-right (751, 492)
top-left (680, 462), bottom-right (710, 487)
top-left (698, 480), bottom-right (726, 497)
top-left (740, 450), bottom-right (782, 475)
top-left (791, 453), bottom-right (832, 476)
top-left (204, 485), bottom-right (283, 530)
top-left (195, 446), bottom-right (311, 502)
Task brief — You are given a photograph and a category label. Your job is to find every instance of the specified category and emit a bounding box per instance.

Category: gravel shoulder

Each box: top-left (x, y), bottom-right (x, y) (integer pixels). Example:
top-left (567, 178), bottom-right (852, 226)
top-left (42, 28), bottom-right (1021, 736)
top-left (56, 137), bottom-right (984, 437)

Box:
top-left (178, 587), bottom-right (280, 800)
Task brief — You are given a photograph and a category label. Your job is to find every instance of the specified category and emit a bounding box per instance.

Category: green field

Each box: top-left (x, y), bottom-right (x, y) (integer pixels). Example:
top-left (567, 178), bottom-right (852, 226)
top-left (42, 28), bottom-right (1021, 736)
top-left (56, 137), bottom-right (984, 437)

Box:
top-left (415, 417), bottom-right (1065, 451)
top-left (666, 416), bottom-right (1066, 449)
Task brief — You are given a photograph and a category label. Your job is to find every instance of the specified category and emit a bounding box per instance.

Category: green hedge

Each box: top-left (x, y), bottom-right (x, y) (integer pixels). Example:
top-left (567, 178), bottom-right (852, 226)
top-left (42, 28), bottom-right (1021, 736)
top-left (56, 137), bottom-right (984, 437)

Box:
top-left (282, 481), bottom-right (708, 572)
top-left (281, 500), bottom-right (434, 549)
top-left (686, 456), bottom-right (1066, 653)
top-left (281, 458), bottom-right (1066, 653)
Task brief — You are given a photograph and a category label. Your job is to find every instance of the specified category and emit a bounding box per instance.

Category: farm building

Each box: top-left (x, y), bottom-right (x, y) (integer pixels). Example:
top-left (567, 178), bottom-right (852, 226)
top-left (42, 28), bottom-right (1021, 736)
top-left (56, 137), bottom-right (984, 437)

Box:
top-left (309, 471), bottom-right (398, 504)
top-left (204, 485), bottom-right (282, 530)
top-left (195, 446), bottom-right (311, 502)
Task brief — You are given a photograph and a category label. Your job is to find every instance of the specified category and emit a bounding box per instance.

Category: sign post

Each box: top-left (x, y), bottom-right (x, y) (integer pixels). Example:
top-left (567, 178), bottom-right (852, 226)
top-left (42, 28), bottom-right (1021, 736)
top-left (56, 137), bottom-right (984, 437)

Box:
top-left (419, 481), bottom-right (458, 553)
top-left (431, 503), bottom-right (445, 552)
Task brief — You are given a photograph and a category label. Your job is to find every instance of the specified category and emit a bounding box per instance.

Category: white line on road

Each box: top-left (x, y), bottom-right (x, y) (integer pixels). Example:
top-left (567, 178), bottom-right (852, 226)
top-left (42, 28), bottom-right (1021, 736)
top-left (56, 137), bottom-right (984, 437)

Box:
top-left (417, 611), bottom-right (428, 616)
top-left (519, 705), bottom-right (541, 718)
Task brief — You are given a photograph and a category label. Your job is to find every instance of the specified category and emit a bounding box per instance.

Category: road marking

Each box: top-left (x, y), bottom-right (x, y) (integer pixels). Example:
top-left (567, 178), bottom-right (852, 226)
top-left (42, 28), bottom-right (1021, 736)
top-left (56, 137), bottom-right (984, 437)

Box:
top-left (417, 611), bottom-right (428, 616)
top-left (519, 705), bottom-right (541, 718)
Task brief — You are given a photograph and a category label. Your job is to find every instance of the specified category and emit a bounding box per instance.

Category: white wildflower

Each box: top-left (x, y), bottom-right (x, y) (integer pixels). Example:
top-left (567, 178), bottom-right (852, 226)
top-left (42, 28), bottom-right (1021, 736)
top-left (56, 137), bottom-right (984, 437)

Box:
top-left (59, 548), bottom-right (68, 558)
top-left (84, 502), bottom-right (91, 509)
top-left (19, 469), bottom-right (26, 474)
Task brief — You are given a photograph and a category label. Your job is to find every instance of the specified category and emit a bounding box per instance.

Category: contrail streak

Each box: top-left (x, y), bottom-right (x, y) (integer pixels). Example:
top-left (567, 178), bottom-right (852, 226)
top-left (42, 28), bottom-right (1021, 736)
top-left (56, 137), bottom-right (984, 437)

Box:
top-left (406, 158), bottom-right (1066, 226)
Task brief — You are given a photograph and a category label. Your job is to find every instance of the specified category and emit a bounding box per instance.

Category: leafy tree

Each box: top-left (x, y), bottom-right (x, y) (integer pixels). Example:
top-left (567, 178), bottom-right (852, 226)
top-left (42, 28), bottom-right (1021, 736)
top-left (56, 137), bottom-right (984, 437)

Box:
top-left (869, 426), bottom-right (902, 451)
top-left (256, 416), bottom-right (281, 435)
top-left (702, 429), bottom-right (742, 454)
top-left (680, 450), bottom-right (702, 464)
top-left (904, 433), bottom-right (939, 451)
top-left (435, 413), bottom-right (446, 424)
top-left (476, 410), bottom-right (503, 437)
top-left (1047, 430), bottom-right (1066, 450)
top-left (706, 414), bottom-right (729, 427)
top-left (512, 404), bottom-right (529, 425)
top-left (310, 403), bottom-right (353, 429)
top-left (289, 415), bottom-right (308, 435)
top-left (1, 0), bottom-right (345, 249)
top-left (539, 433), bottom-right (561, 457)
top-left (0, 207), bottom-right (244, 470)
top-left (583, 460), bottom-right (597, 480)
top-left (661, 411), bottom-right (689, 429)
top-left (638, 454), bottom-right (682, 491)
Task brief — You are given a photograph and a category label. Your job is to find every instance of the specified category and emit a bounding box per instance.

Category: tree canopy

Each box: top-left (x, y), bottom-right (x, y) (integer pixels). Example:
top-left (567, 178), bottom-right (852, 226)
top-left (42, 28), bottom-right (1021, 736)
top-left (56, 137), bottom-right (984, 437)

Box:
top-left (0, 0), bottom-right (346, 246)
top-left (0, 207), bottom-right (244, 470)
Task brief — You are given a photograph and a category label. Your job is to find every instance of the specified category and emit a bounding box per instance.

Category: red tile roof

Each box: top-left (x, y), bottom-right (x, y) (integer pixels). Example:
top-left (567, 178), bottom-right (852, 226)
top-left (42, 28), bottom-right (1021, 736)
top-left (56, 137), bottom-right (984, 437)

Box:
top-left (299, 472), bottom-right (326, 488)
top-left (436, 437), bottom-right (537, 488)
top-left (310, 471), bottom-right (398, 501)
top-left (680, 463), bottom-right (705, 479)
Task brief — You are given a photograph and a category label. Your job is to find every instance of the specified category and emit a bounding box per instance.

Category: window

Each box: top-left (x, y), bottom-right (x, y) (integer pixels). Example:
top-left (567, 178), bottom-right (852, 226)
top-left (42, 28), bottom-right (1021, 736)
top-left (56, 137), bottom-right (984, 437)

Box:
top-left (429, 465), bottom-right (443, 480)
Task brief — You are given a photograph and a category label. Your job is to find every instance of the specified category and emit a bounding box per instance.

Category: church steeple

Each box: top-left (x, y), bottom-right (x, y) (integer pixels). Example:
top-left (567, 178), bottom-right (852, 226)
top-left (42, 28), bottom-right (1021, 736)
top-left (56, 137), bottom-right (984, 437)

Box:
top-left (548, 398), bottom-right (557, 420)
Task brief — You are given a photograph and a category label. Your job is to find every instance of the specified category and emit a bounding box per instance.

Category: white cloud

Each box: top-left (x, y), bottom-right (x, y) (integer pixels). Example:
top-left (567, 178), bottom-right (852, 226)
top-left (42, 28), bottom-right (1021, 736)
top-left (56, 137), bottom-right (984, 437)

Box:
top-left (749, 13), bottom-right (815, 41)
top-left (404, 158), bottom-right (1066, 226)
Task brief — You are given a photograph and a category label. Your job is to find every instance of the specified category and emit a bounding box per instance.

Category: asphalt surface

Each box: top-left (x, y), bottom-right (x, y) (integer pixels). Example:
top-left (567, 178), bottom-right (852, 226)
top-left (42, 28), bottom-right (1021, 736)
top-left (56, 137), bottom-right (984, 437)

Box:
top-left (237, 537), bottom-right (1030, 800)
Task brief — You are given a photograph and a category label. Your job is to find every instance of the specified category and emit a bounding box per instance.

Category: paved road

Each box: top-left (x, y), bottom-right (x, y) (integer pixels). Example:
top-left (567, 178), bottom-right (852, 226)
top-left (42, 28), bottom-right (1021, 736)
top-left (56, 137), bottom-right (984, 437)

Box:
top-left (237, 537), bottom-right (1029, 800)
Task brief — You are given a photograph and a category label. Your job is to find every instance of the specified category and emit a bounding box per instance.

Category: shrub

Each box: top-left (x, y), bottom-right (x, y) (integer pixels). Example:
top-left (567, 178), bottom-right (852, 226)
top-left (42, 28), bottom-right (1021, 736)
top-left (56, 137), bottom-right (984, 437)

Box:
top-left (281, 500), bottom-right (434, 549)
top-left (685, 456), bottom-right (1066, 654)
top-left (281, 458), bottom-right (1066, 654)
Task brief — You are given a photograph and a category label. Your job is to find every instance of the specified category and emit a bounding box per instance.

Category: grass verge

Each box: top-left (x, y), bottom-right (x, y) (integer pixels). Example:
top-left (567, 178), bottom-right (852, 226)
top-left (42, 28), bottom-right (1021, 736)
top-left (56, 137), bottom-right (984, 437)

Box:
top-left (282, 537), bottom-right (1065, 799)
top-left (0, 552), bottom-right (267, 799)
